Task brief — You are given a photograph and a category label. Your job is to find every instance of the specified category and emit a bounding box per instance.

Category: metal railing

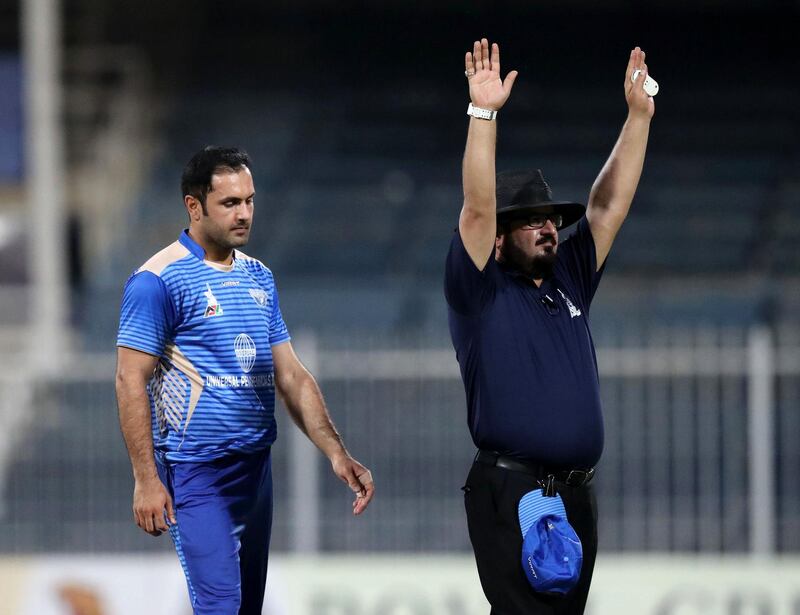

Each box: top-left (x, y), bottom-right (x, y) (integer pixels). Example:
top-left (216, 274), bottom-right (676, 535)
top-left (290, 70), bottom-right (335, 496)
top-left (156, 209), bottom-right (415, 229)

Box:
top-left (0, 325), bottom-right (797, 554)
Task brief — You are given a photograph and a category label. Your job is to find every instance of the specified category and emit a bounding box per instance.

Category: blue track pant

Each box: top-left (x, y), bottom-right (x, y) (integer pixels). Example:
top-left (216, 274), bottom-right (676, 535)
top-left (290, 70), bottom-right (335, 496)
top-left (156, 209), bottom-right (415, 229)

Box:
top-left (157, 447), bottom-right (273, 615)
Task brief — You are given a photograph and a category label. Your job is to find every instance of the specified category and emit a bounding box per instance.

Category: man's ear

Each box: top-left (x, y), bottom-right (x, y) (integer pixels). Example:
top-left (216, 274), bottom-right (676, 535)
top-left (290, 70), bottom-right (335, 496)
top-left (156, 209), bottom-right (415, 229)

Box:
top-left (185, 195), bottom-right (203, 221)
top-left (495, 233), bottom-right (504, 255)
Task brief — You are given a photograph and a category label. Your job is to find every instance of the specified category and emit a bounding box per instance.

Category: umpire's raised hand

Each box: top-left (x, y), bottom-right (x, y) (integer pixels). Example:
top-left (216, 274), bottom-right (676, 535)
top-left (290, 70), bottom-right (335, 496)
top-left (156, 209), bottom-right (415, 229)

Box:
top-left (625, 46), bottom-right (655, 119)
top-left (465, 38), bottom-right (518, 112)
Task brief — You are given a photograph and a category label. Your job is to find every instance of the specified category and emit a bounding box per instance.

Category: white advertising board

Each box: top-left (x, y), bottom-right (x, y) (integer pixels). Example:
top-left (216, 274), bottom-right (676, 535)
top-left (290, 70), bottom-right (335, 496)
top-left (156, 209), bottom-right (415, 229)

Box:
top-left (1, 555), bottom-right (799, 615)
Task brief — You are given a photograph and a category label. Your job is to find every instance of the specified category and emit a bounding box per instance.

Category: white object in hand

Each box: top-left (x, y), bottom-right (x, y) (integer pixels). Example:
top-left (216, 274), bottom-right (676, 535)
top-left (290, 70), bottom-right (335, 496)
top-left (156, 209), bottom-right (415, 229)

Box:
top-left (632, 69), bottom-right (659, 97)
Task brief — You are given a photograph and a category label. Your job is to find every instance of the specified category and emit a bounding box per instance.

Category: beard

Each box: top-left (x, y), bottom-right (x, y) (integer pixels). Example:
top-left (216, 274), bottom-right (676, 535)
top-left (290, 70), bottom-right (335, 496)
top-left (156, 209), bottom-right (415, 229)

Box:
top-left (206, 221), bottom-right (250, 250)
top-left (499, 234), bottom-right (557, 279)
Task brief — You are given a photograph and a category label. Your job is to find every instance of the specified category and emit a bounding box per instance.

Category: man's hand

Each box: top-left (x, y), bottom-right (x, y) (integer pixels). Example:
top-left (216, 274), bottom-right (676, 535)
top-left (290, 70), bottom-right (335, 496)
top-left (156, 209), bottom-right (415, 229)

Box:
top-left (465, 38), bottom-right (518, 111)
top-left (331, 452), bottom-right (375, 516)
top-left (133, 475), bottom-right (176, 536)
top-left (625, 46), bottom-right (655, 120)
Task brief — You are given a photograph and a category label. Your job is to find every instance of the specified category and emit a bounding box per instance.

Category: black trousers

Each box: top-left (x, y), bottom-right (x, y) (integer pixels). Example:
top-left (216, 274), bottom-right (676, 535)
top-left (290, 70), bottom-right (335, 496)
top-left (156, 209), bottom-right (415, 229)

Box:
top-left (463, 460), bottom-right (598, 615)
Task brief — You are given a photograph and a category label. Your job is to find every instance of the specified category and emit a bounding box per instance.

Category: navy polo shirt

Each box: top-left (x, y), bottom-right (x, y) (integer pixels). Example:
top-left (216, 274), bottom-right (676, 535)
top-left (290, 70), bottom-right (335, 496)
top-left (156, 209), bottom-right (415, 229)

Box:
top-left (445, 217), bottom-right (605, 469)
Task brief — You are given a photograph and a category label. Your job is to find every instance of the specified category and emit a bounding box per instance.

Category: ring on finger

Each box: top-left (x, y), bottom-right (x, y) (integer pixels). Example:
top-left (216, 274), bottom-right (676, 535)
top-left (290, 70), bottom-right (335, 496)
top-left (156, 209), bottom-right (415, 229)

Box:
top-left (465, 70), bottom-right (475, 78)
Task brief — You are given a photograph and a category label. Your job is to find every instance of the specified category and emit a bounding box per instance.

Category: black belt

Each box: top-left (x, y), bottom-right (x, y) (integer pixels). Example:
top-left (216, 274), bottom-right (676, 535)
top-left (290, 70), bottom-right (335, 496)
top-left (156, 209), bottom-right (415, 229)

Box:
top-left (475, 450), bottom-right (595, 488)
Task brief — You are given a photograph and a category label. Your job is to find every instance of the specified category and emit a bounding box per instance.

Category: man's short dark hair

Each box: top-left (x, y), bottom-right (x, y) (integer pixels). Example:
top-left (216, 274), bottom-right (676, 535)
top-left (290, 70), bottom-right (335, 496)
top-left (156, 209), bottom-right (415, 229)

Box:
top-left (181, 146), bottom-right (252, 209)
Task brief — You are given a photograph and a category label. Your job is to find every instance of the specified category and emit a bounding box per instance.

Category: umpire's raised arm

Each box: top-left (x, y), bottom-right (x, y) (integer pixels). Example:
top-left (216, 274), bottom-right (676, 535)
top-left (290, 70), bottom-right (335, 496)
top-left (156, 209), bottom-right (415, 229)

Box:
top-left (459, 38), bottom-right (518, 271)
top-left (586, 47), bottom-right (655, 269)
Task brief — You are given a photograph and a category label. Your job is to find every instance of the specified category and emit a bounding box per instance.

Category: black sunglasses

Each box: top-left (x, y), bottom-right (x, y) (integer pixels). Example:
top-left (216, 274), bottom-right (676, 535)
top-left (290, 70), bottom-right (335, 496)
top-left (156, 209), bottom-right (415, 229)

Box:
top-left (519, 214), bottom-right (563, 230)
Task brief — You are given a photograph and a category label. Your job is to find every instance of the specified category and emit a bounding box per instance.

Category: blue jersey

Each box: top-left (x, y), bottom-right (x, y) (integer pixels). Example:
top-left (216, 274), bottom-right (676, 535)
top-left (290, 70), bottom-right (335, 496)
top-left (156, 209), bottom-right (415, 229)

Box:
top-left (117, 230), bottom-right (291, 462)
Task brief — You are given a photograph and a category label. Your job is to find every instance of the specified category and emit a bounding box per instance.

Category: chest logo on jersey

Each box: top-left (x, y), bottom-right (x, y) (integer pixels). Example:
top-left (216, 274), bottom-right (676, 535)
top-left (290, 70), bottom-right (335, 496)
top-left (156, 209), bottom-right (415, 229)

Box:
top-left (203, 283), bottom-right (224, 318)
top-left (234, 333), bottom-right (257, 373)
top-left (249, 288), bottom-right (268, 308)
top-left (557, 289), bottom-right (582, 319)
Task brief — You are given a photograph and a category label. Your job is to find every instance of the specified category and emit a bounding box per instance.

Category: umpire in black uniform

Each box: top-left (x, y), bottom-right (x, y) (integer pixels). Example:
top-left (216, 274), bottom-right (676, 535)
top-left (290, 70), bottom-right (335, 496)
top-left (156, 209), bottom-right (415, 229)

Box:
top-left (445, 39), bottom-right (655, 614)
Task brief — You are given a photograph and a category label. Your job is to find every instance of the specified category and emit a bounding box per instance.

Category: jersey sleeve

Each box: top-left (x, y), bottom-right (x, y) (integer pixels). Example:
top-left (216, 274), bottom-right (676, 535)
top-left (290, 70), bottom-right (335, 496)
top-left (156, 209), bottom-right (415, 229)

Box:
top-left (555, 217), bottom-right (606, 309)
top-left (116, 271), bottom-right (178, 356)
top-left (268, 277), bottom-right (291, 346)
top-left (444, 229), bottom-right (498, 315)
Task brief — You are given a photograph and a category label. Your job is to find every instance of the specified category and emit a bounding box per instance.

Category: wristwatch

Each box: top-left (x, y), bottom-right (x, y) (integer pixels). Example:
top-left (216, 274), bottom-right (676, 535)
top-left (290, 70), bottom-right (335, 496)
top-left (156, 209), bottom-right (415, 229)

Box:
top-left (467, 103), bottom-right (497, 121)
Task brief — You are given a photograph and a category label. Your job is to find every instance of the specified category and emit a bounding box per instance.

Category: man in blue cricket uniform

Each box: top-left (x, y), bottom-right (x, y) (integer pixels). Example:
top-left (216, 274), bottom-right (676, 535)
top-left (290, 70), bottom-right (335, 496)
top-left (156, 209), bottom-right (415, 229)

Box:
top-left (115, 147), bottom-right (375, 614)
top-left (447, 40), bottom-right (654, 613)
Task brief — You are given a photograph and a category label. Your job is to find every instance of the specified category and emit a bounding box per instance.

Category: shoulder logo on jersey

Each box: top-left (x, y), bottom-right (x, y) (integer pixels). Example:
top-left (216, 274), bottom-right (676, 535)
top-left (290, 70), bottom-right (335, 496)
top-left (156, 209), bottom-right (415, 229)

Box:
top-left (249, 288), bottom-right (269, 308)
top-left (557, 289), bottom-right (582, 319)
top-left (234, 333), bottom-right (256, 373)
top-left (204, 283), bottom-right (224, 318)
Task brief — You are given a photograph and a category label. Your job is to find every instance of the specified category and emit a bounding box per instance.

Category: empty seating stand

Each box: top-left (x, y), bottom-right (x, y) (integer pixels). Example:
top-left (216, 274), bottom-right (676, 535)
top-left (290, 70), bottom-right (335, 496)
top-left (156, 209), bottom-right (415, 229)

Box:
top-left (101, 69), bottom-right (797, 335)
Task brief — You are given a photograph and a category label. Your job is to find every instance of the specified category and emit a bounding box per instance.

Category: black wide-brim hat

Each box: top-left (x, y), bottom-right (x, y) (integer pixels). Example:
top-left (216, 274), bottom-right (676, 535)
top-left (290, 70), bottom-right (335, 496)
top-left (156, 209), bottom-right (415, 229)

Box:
top-left (496, 169), bottom-right (585, 228)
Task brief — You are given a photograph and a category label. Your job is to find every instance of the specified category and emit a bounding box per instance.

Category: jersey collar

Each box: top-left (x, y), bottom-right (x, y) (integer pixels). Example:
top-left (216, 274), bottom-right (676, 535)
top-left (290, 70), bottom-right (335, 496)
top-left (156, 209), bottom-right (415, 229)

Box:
top-left (179, 229), bottom-right (206, 261)
top-left (498, 258), bottom-right (554, 288)
top-left (179, 229), bottom-right (236, 272)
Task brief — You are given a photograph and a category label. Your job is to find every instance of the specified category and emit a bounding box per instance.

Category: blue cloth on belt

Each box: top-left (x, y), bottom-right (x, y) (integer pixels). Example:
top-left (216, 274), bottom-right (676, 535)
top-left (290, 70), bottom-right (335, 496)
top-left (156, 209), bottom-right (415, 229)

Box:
top-left (518, 488), bottom-right (583, 595)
